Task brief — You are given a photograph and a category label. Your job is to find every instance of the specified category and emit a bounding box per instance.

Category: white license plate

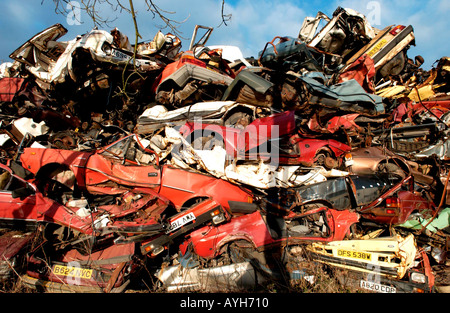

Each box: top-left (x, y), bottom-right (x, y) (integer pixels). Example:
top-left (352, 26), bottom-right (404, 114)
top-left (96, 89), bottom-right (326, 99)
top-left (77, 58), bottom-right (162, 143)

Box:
top-left (167, 212), bottom-right (196, 233)
top-left (360, 279), bottom-right (396, 293)
top-left (111, 49), bottom-right (132, 61)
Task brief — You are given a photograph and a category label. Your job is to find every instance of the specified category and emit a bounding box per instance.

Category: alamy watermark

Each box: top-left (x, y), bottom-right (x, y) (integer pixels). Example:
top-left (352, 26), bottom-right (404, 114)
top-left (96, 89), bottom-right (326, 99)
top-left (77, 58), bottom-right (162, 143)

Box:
top-left (66, 1), bottom-right (82, 26)
top-left (366, 1), bottom-right (381, 26)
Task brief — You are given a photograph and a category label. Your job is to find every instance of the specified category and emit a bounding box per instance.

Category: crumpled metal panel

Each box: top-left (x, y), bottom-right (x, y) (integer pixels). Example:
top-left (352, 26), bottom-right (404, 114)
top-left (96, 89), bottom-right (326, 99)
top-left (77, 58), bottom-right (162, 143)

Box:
top-left (157, 261), bottom-right (262, 292)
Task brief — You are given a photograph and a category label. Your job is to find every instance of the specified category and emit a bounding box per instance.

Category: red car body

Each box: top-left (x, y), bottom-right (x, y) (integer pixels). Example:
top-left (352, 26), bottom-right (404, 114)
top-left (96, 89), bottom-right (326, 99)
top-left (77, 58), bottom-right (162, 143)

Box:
top-left (0, 162), bottom-right (65, 230)
top-left (19, 134), bottom-right (253, 211)
top-left (151, 50), bottom-right (236, 95)
top-left (358, 175), bottom-right (435, 225)
top-left (0, 162), bottom-right (233, 259)
top-left (179, 206), bottom-right (360, 260)
top-left (0, 162), bottom-right (165, 236)
top-left (180, 110), bottom-right (296, 155)
top-left (23, 241), bottom-right (137, 293)
top-left (179, 110), bottom-right (351, 166)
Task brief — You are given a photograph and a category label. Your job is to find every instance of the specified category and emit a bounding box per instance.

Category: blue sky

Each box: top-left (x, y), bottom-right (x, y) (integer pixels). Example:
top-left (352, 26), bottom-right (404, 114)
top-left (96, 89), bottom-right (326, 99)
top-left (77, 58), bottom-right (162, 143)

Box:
top-left (0, 0), bottom-right (449, 70)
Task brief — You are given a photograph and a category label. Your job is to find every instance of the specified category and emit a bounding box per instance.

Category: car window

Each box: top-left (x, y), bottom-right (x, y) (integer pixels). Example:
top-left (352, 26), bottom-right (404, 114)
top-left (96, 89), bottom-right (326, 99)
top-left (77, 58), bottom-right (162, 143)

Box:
top-left (351, 175), bottom-right (399, 206)
top-left (100, 136), bottom-right (132, 160)
top-left (288, 210), bottom-right (330, 238)
top-left (100, 135), bottom-right (156, 166)
top-left (0, 168), bottom-right (12, 190)
top-left (0, 168), bottom-right (29, 192)
top-left (296, 177), bottom-right (352, 210)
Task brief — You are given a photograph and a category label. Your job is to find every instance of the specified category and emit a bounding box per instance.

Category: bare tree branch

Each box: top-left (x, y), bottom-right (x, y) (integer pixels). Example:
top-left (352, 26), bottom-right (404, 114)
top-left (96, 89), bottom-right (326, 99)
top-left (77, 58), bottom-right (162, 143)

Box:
top-left (45, 0), bottom-right (232, 100)
top-left (219, 0), bottom-right (232, 27)
top-left (144, 0), bottom-right (190, 39)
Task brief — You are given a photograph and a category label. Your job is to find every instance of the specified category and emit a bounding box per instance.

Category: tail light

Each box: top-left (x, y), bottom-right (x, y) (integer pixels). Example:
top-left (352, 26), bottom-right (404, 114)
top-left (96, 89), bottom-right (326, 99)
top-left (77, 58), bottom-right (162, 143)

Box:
top-left (181, 54), bottom-right (206, 68)
top-left (386, 197), bottom-right (399, 207)
top-left (385, 197), bottom-right (399, 214)
top-left (389, 25), bottom-right (406, 36)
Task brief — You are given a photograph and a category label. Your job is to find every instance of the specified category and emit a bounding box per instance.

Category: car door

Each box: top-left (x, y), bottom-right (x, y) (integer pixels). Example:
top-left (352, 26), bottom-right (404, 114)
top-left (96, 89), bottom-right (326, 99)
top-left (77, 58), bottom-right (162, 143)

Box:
top-left (85, 135), bottom-right (161, 194)
top-left (0, 166), bottom-right (38, 229)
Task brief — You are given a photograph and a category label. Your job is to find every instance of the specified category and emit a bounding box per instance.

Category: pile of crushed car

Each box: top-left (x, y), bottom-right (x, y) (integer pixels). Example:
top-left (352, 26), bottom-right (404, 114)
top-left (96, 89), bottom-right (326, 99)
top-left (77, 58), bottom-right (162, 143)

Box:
top-left (0, 6), bottom-right (449, 293)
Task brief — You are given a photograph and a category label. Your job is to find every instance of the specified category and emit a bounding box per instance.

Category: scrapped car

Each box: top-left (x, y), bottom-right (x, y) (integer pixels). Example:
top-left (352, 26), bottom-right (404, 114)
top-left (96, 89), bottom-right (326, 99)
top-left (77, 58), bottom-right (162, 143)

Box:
top-left (343, 24), bottom-right (416, 80)
top-left (293, 168), bottom-right (435, 226)
top-left (156, 201), bottom-right (359, 291)
top-left (299, 7), bottom-right (416, 82)
top-left (152, 49), bottom-right (235, 108)
top-left (257, 36), bottom-right (333, 74)
top-left (0, 160), bottom-right (171, 234)
top-left (178, 202), bottom-right (359, 261)
top-left (150, 24), bottom-right (256, 109)
top-left (301, 7), bottom-right (375, 60)
top-left (135, 101), bottom-right (270, 134)
top-left (179, 110), bottom-right (296, 156)
top-left (0, 162), bottom-right (166, 251)
top-left (9, 24), bottom-right (166, 88)
top-left (19, 134), bottom-right (253, 211)
top-left (307, 234), bottom-right (435, 293)
top-left (22, 241), bottom-right (138, 293)
top-left (179, 110), bottom-right (351, 167)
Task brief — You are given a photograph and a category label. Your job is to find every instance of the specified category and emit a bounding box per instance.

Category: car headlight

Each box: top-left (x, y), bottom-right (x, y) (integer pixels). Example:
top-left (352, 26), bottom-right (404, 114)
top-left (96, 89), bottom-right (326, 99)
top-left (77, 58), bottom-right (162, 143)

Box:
top-left (410, 271), bottom-right (426, 284)
top-left (102, 42), bottom-right (112, 55)
top-left (211, 209), bottom-right (226, 225)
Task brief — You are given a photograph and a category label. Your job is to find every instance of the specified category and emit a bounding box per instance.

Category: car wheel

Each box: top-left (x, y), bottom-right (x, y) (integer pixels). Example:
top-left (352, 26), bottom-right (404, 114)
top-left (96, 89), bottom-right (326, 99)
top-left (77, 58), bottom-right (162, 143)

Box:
top-left (313, 150), bottom-right (337, 169)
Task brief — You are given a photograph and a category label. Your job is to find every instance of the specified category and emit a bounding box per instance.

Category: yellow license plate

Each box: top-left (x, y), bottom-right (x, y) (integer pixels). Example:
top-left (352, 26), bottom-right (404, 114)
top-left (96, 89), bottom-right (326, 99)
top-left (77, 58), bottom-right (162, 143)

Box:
top-left (337, 249), bottom-right (372, 261)
top-left (52, 264), bottom-right (93, 279)
top-left (366, 39), bottom-right (388, 57)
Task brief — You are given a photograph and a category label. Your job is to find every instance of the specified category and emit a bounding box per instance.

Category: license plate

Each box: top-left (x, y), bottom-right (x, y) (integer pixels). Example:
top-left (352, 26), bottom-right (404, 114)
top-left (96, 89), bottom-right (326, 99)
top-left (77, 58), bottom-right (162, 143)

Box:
top-left (52, 264), bottom-right (93, 279)
top-left (337, 249), bottom-right (372, 261)
top-left (360, 279), bottom-right (396, 293)
top-left (111, 48), bottom-right (131, 61)
top-left (167, 212), bottom-right (196, 233)
top-left (366, 39), bottom-right (388, 57)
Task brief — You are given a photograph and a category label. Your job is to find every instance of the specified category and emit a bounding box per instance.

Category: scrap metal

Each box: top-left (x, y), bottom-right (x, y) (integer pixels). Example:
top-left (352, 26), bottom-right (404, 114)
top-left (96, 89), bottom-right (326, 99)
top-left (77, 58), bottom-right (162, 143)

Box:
top-left (0, 5), bottom-right (448, 293)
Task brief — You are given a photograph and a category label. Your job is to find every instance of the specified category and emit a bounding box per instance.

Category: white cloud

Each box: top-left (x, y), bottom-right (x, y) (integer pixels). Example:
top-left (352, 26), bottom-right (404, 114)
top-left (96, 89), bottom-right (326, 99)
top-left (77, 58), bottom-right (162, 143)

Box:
top-left (6, 2), bottom-right (33, 24)
top-left (207, 0), bottom-right (307, 57)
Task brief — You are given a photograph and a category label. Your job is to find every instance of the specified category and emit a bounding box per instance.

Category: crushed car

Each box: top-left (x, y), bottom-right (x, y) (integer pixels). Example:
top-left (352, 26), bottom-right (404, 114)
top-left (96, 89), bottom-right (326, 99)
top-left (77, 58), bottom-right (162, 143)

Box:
top-left (19, 133), bottom-right (254, 211)
top-left (0, 4), bottom-right (448, 294)
top-left (156, 200), bottom-right (360, 291)
top-left (307, 234), bottom-right (435, 293)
